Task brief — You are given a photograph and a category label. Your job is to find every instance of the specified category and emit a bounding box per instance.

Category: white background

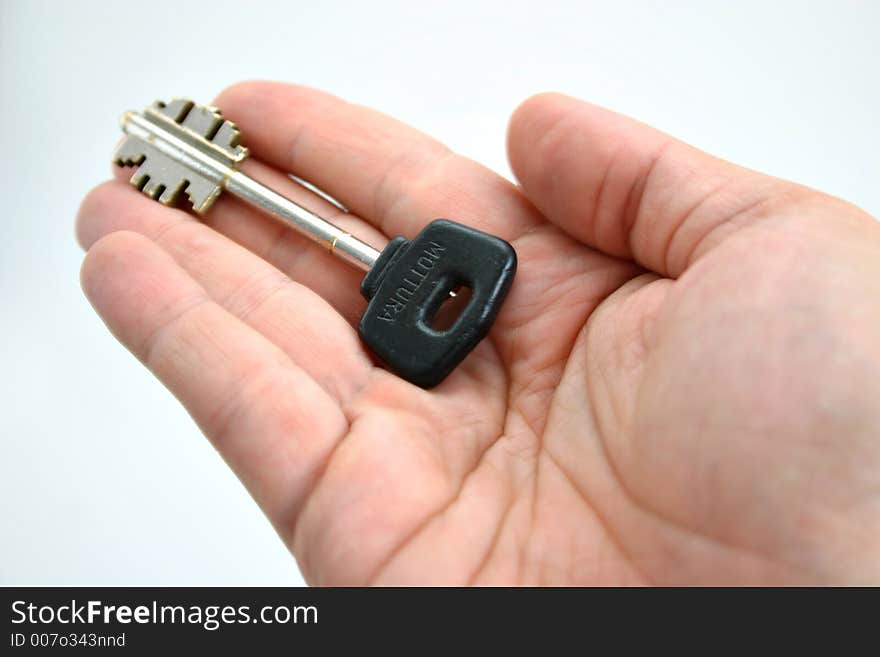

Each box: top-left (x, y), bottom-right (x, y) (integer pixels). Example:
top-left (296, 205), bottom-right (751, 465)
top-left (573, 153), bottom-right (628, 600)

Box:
top-left (1, 0), bottom-right (877, 585)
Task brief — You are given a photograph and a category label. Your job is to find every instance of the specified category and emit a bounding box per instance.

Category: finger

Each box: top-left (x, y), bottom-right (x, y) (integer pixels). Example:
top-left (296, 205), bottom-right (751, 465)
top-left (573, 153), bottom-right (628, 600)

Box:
top-left (507, 92), bottom-right (804, 278)
top-left (212, 81), bottom-right (542, 242)
top-left (80, 231), bottom-right (348, 529)
top-left (108, 156), bottom-right (388, 328)
top-left (77, 180), bottom-right (374, 403)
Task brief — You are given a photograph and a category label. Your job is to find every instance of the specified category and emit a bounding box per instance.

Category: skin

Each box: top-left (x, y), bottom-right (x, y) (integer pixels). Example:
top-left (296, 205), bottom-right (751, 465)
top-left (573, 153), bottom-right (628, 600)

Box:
top-left (76, 83), bottom-right (880, 585)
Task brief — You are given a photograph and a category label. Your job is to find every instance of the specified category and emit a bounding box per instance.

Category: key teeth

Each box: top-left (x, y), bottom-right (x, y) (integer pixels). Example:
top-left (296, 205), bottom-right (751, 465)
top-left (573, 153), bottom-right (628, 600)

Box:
top-left (115, 100), bottom-right (243, 212)
top-left (149, 98), bottom-right (248, 161)
top-left (212, 121), bottom-right (240, 148)
top-left (142, 180), bottom-right (165, 199)
top-left (180, 105), bottom-right (223, 139)
top-left (158, 180), bottom-right (187, 205)
top-left (130, 169), bottom-right (148, 190)
top-left (112, 136), bottom-right (147, 167)
top-left (114, 153), bottom-right (145, 168)
top-left (183, 176), bottom-right (221, 214)
top-left (211, 121), bottom-right (248, 160)
top-left (154, 98), bottom-right (194, 123)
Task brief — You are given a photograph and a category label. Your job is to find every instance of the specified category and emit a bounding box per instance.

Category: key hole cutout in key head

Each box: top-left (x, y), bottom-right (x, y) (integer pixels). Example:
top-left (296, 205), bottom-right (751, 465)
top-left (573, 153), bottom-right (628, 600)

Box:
top-left (427, 282), bottom-right (474, 332)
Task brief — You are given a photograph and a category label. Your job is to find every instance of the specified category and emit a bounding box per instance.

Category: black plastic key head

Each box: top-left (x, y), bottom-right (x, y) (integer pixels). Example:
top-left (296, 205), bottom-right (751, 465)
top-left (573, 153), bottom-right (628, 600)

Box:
top-left (358, 219), bottom-right (517, 388)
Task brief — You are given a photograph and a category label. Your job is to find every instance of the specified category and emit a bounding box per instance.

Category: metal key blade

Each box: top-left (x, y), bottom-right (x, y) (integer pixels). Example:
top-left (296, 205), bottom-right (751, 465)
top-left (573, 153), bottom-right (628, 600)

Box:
top-left (113, 99), bottom-right (380, 271)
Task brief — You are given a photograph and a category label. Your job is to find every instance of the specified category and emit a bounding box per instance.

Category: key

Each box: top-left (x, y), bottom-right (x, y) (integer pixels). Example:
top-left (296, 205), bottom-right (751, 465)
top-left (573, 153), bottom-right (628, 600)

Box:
top-left (113, 98), bottom-right (516, 388)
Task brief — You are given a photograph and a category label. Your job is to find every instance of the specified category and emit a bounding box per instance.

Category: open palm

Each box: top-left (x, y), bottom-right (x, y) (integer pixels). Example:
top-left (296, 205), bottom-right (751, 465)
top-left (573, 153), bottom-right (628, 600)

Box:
top-left (77, 83), bottom-right (880, 584)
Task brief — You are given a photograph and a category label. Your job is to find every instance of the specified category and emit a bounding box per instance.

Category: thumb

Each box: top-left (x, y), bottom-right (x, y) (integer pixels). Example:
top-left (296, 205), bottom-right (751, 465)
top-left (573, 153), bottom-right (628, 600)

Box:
top-left (507, 92), bottom-right (807, 278)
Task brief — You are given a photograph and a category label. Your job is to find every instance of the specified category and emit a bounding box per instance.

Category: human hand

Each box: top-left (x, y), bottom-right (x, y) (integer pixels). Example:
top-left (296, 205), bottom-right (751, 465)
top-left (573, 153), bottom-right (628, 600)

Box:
top-left (76, 83), bottom-right (880, 584)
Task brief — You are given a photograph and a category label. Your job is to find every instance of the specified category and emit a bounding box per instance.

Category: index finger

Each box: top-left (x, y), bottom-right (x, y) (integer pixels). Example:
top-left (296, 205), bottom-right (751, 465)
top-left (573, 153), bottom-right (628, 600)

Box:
top-left (213, 81), bottom-right (541, 243)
